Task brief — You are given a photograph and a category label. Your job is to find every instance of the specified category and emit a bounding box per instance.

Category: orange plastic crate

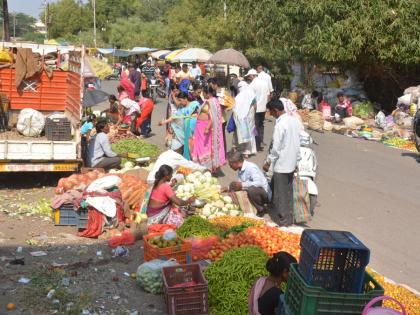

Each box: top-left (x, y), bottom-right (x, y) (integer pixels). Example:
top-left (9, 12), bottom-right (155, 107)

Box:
top-left (143, 233), bottom-right (192, 264)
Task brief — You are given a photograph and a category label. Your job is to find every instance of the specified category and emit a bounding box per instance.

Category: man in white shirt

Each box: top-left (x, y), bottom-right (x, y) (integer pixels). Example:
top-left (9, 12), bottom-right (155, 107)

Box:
top-left (189, 61), bottom-right (202, 79)
top-left (228, 152), bottom-right (271, 215)
top-left (263, 99), bottom-right (301, 226)
top-left (247, 69), bottom-right (271, 151)
top-left (257, 64), bottom-right (274, 94)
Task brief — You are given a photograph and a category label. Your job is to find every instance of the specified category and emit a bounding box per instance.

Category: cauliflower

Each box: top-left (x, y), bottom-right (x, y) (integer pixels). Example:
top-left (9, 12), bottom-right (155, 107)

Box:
top-left (204, 171), bottom-right (212, 178)
top-left (223, 196), bottom-right (233, 204)
top-left (229, 210), bottom-right (240, 216)
top-left (124, 161), bottom-right (135, 169)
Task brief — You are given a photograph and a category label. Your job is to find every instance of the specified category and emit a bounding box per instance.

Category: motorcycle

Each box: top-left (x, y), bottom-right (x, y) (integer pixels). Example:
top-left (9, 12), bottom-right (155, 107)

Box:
top-left (297, 131), bottom-right (318, 216)
top-left (148, 76), bottom-right (159, 103)
top-left (413, 108), bottom-right (420, 152)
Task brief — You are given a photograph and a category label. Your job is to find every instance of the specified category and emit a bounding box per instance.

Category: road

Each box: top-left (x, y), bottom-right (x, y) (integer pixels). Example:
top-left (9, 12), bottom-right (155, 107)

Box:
top-left (100, 81), bottom-right (420, 291)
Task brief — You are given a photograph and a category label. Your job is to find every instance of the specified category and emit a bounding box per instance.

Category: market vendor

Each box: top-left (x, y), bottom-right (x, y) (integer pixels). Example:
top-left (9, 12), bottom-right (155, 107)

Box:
top-left (248, 251), bottom-right (297, 315)
top-left (335, 92), bottom-right (353, 120)
top-left (118, 97), bottom-right (141, 131)
top-left (147, 165), bottom-right (194, 225)
top-left (228, 152), bottom-right (271, 216)
top-left (87, 121), bottom-right (128, 170)
top-left (134, 97), bottom-right (154, 137)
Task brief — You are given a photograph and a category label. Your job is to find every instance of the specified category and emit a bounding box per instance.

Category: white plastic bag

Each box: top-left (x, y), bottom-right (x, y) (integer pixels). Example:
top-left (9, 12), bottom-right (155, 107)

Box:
top-left (136, 259), bottom-right (178, 294)
top-left (87, 175), bottom-right (121, 193)
top-left (375, 111), bottom-right (386, 129)
top-left (17, 108), bottom-right (45, 137)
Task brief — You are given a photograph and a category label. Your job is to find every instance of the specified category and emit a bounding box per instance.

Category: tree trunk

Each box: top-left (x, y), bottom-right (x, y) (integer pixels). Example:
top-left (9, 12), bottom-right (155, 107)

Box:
top-left (2, 0), bottom-right (10, 41)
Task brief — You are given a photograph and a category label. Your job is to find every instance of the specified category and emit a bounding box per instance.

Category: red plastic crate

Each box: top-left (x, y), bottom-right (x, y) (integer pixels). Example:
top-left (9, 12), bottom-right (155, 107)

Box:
top-left (163, 264), bottom-right (208, 315)
top-left (143, 233), bottom-right (192, 264)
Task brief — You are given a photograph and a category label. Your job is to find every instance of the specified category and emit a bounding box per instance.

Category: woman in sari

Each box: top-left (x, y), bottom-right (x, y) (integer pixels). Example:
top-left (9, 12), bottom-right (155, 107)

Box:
top-left (118, 78), bottom-right (135, 101)
top-left (147, 165), bottom-right (194, 225)
top-left (192, 86), bottom-right (226, 172)
top-left (248, 251), bottom-right (297, 315)
top-left (159, 92), bottom-right (199, 160)
top-left (233, 81), bottom-right (257, 157)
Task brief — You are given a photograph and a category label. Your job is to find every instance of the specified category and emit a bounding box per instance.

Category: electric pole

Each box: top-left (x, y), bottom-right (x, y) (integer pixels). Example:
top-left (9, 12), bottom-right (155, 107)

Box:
top-left (12, 12), bottom-right (15, 39)
top-left (93, 0), bottom-right (97, 48)
top-left (2, 0), bottom-right (10, 41)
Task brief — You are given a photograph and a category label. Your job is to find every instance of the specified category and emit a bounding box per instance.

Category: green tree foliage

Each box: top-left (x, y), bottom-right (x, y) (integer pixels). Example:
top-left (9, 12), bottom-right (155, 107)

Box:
top-left (10, 13), bottom-right (36, 37)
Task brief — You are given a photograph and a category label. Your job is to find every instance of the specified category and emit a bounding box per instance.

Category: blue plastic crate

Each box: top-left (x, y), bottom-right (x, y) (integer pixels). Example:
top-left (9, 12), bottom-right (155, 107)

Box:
top-left (298, 229), bottom-right (370, 293)
top-left (77, 208), bottom-right (88, 229)
top-left (54, 204), bottom-right (78, 226)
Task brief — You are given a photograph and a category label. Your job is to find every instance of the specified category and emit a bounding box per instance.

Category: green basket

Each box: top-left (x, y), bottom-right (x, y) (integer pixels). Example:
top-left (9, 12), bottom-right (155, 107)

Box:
top-left (285, 264), bottom-right (384, 315)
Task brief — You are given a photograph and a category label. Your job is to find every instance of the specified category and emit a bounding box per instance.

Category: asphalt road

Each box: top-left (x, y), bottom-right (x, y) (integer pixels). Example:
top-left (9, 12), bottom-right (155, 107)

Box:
top-left (99, 80), bottom-right (420, 291)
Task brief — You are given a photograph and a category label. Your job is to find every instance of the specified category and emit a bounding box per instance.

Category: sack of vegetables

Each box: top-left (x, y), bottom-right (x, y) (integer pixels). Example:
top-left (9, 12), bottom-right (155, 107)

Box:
top-left (136, 259), bottom-right (178, 294)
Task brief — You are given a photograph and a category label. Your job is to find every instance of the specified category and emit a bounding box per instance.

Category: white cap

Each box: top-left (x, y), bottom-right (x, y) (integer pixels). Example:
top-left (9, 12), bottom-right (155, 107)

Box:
top-left (245, 69), bottom-right (258, 77)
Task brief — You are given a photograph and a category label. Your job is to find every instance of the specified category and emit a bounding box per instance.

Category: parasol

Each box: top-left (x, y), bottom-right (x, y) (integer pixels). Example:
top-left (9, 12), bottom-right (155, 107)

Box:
top-left (82, 89), bottom-right (109, 108)
top-left (151, 50), bottom-right (171, 59)
top-left (208, 48), bottom-right (250, 68)
top-left (170, 48), bottom-right (212, 63)
top-left (165, 49), bottom-right (188, 62)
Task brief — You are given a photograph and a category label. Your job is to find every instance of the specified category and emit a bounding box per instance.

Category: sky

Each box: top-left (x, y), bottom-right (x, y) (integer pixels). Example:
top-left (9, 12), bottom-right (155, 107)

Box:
top-left (8, 0), bottom-right (52, 18)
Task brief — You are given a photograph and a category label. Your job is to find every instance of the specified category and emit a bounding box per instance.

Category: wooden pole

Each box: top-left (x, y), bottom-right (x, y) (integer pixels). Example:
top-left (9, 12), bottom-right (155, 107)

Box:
top-left (3, 0), bottom-right (10, 41)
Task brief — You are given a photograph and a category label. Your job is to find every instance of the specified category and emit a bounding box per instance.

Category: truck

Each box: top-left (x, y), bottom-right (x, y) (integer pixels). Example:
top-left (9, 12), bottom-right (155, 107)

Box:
top-left (0, 44), bottom-right (83, 172)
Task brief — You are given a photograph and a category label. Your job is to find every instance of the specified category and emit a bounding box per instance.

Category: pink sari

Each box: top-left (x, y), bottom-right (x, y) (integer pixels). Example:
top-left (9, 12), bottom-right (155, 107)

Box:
top-left (119, 79), bottom-right (135, 100)
top-left (192, 98), bottom-right (226, 172)
top-left (248, 277), bottom-right (268, 315)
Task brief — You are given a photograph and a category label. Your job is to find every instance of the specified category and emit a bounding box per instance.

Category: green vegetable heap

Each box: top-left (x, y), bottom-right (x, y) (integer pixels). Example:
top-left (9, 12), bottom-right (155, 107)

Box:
top-left (204, 246), bottom-right (268, 315)
top-left (176, 216), bottom-right (221, 238)
top-left (111, 139), bottom-right (160, 158)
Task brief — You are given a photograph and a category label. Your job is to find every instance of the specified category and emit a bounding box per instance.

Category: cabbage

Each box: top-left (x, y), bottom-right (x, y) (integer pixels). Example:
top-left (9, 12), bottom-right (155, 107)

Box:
top-left (229, 210), bottom-right (240, 216)
top-left (223, 196), bottom-right (233, 204)
top-left (204, 171), bottom-right (212, 178)
top-left (202, 208), bottom-right (212, 216)
top-left (124, 161), bottom-right (135, 169)
top-left (186, 174), bottom-right (196, 182)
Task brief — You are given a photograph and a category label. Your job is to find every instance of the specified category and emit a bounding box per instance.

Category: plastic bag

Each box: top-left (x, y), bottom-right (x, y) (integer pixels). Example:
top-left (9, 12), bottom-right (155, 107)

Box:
top-left (163, 229), bottom-right (177, 241)
top-left (375, 111), bottom-right (386, 129)
top-left (0, 49), bottom-right (12, 63)
top-left (16, 108), bottom-right (45, 137)
top-left (136, 259), bottom-right (178, 294)
top-left (87, 175), bottom-right (121, 193)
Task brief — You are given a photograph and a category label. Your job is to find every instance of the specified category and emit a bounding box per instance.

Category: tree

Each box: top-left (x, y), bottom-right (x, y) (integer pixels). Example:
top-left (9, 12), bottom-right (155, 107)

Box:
top-left (10, 13), bottom-right (36, 37)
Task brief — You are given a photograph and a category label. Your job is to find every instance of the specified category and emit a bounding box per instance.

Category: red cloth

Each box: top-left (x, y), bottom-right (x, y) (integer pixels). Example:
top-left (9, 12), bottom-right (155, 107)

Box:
top-left (78, 208), bottom-right (104, 238)
top-left (148, 224), bottom-right (176, 233)
top-left (135, 98), bottom-right (154, 129)
top-left (108, 230), bottom-right (136, 248)
top-left (119, 78), bottom-right (135, 100)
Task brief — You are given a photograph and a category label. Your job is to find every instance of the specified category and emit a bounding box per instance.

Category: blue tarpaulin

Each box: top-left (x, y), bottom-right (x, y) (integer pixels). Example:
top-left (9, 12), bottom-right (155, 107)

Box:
top-left (97, 47), bottom-right (157, 57)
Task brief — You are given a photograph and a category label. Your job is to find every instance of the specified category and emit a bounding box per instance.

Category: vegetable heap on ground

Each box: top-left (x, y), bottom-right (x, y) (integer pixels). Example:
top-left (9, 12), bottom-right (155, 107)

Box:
top-left (111, 139), bottom-right (160, 162)
top-left (207, 225), bottom-right (301, 260)
top-left (176, 216), bottom-right (221, 238)
top-left (55, 170), bottom-right (105, 194)
top-left (368, 268), bottom-right (420, 315)
top-left (176, 171), bottom-right (243, 217)
top-left (209, 216), bottom-right (264, 231)
top-left (204, 246), bottom-right (268, 315)
top-left (118, 173), bottom-right (148, 209)
top-left (381, 137), bottom-right (417, 152)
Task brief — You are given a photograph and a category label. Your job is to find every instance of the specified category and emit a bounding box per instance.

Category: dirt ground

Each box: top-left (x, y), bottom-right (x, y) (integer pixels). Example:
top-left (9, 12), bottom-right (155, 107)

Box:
top-left (0, 174), bottom-right (166, 315)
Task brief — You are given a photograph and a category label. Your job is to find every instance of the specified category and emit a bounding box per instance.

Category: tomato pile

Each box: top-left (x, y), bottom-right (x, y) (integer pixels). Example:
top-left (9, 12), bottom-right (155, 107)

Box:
top-left (207, 225), bottom-right (301, 261)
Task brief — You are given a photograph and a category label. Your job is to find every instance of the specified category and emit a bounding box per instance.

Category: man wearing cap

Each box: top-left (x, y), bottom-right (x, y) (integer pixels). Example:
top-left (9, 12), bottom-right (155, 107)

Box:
top-left (247, 69), bottom-right (271, 152)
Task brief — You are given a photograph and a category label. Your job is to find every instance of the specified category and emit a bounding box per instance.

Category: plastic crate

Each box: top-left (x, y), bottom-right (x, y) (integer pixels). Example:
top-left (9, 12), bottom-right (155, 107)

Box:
top-left (143, 233), bottom-right (192, 264)
top-left (285, 264), bottom-right (383, 315)
top-left (299, 229), bottom-right (370, 293)
top-left (45, 117), bottom-right (72, 141)
top-left (54, 204), bottom-right (78, 226)
top-left (77, 208), bottom-right (88, 229)
top-left (163, 264), bottom-right (208, 315)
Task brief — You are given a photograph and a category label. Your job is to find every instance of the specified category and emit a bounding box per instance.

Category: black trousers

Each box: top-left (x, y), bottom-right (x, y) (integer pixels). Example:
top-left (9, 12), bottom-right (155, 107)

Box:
top-left (255, 112), bottom-right (265, 150)
top-left (270, 172), bottom-right (294, 226)
top-left (222, 121), bottom-right (227, 154)
top-left (246, 186), bottom-right (269, 213)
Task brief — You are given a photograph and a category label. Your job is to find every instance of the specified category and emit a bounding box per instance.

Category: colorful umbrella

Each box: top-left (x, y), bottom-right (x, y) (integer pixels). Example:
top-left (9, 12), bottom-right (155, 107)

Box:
top-left (152, 50), bottom-right (171, 59)
top-left (208, 48), bottom-right (250, 68)
top-left (165, 49), bottom-right (188, 62)
top-left (170, 48), bottom-right (212, 63)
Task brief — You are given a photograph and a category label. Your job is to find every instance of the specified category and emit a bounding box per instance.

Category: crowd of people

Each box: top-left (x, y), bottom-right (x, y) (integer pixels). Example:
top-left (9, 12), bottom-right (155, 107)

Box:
top-left (80, 57), bottom-right (307, 229)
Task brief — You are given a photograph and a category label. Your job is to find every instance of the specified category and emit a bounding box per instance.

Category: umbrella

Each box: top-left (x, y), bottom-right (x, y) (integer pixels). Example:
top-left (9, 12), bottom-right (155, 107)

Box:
top-left (83, 89), bottom-right (109, 107)
top-left (171, 48), bottom-right (212, 63)
top-left (208, 48), bottom-right (250, 68)
top-left (165, 49), bottom-right (188, 62)
top-left (152, 50), bottom-right (171, 59)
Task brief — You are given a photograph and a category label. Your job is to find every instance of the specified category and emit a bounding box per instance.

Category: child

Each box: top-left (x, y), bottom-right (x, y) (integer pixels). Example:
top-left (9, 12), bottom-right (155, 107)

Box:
top-left (335, 92), bottom-right (352, 120)
top-left (248, 252), bottom-right (297, 315)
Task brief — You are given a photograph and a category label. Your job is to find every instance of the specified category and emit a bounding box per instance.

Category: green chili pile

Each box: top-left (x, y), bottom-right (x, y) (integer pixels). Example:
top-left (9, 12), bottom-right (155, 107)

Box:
top-left (177, 216), bottom-right (220, 238)
top-left (204, 246), bottom-right (268, 315)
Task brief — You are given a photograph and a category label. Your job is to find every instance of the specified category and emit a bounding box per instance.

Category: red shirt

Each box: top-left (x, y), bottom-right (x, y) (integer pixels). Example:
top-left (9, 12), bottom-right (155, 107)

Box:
top-left (135, 98), bottom-right (154, 129)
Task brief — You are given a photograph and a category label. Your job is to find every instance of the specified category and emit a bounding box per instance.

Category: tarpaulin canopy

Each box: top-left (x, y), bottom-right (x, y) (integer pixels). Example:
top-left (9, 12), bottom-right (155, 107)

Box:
top-left (131, 47), bottom-right (157, 54)
top-left (97, 47), bottom-right (157, 57)
top-left (165, 49), bottom-right (188, 62)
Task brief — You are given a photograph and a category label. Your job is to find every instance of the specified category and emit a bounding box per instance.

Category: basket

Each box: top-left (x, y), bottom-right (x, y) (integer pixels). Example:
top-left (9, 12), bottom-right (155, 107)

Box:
top-left (143, 233), bottom-right (192, 264)
top-left (285, 264), bottom-right (384, 315)
top-left (45, 117), bottom-right (72, 141)
top-left (299, 229), bottom-right (370, 293)
top-left (54, 204), bottom-right (78, 226)
top-left (162, 264), bottom-right (208, 315)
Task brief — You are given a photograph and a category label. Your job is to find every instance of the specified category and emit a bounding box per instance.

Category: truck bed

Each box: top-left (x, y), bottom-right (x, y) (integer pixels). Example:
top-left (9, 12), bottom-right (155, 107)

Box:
top-left (0, 130), bottom-right (48, 141)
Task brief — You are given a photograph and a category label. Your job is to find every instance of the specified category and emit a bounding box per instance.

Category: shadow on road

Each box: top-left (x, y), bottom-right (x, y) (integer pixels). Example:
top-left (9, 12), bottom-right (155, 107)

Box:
top-left (401, 152), bottom-right (420, 163)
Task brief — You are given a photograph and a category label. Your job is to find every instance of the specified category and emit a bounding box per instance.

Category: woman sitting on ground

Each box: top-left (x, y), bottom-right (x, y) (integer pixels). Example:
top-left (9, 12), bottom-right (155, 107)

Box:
top-left (147, 165), bottom-right (194, 225)
top-left (248, 251), bottom-right (297, 315)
